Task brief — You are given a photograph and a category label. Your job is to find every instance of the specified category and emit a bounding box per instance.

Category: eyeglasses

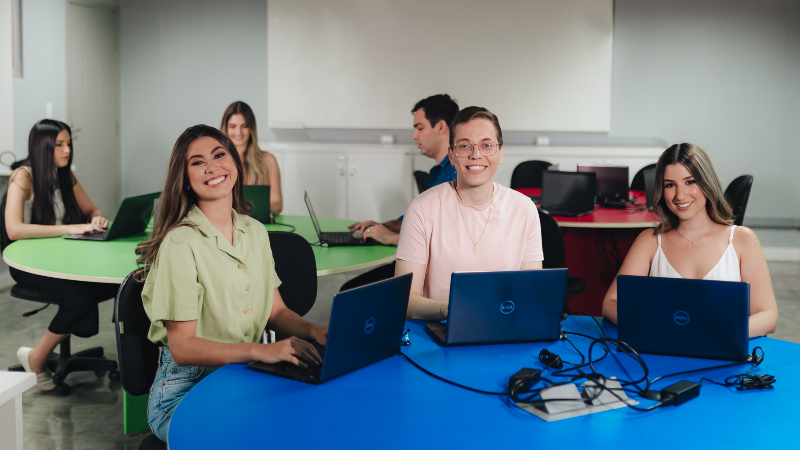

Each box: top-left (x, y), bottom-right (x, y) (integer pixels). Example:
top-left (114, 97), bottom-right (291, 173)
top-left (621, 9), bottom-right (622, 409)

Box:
top-left (452, 139), bottom-right (500, 158)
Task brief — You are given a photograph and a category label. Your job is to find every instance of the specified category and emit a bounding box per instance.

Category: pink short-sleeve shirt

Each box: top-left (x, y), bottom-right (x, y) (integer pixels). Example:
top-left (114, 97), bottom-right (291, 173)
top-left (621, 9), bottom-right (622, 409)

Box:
top-left (396, 182), bottom-right (544, 302)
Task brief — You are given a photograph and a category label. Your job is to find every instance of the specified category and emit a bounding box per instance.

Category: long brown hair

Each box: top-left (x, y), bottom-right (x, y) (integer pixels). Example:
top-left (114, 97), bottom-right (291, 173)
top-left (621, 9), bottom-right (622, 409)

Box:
top-left (653, 143), bottom-right (734, 235)
top-left (220, 101), bottom-right (269, 185)
top-left (22, 119), bottom-right (85, 225)
top-left (134, 125), bottom-right (252, 282)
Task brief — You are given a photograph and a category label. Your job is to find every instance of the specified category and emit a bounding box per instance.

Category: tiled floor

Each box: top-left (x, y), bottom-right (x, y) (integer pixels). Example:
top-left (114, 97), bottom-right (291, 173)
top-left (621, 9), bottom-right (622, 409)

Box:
top-left (1, 262), bottom-right (797, 449)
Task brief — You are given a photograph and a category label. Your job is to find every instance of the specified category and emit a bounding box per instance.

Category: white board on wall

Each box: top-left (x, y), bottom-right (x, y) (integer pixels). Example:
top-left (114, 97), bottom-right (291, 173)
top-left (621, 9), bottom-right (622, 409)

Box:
top-left (268, 0), bottom-right (613, 131)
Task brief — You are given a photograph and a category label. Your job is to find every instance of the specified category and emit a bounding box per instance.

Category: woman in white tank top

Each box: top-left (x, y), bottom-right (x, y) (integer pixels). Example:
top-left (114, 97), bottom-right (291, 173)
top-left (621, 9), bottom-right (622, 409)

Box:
top-left (602, 143), bottom-right (778, 338)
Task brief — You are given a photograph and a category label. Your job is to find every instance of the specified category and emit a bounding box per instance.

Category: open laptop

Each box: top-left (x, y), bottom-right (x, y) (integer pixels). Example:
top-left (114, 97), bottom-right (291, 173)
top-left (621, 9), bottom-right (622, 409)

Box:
top-left (64, 192), bottom-right (160, 241)
top-left (304, 191), bottom-right (374, 247)
top-left (643, 168), bottom-right (656, 211)
top-left (426, 269), bottom-right (569, 346)
top-left (249, 273), bottom-right (412, 384)
top-left (616, 275), bottom-right (750, 361)
top-left (577, 164), bottom-right (635, 207)
top-left (539, 171), bottom-right (596, 217)
top-left (243, 185), bottom-right (274, 224)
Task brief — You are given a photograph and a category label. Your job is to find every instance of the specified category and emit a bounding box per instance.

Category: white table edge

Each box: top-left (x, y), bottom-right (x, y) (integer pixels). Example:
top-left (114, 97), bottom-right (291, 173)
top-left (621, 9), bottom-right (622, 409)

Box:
top-left (0, 372), bottom-right (36, 407)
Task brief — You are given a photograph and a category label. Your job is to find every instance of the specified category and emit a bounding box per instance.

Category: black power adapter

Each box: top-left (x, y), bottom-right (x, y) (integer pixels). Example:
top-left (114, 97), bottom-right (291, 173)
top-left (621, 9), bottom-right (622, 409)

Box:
top-left (660, 381), bottom-right (701, 406)
top-left (509, 368), bottom-right (542, 391)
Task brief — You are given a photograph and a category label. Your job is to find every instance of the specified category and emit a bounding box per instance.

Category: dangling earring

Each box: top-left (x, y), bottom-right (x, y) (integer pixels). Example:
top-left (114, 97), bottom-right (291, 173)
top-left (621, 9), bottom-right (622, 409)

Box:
top-left (186, 185), bottom-right (191, 191)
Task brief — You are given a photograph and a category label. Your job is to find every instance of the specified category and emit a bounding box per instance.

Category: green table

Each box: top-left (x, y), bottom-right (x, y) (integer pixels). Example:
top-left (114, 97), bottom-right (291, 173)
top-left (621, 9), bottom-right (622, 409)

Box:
top-left (2, 215), bottom-right (397, 281)
top-left (2, 214), bottom-right (396, 434)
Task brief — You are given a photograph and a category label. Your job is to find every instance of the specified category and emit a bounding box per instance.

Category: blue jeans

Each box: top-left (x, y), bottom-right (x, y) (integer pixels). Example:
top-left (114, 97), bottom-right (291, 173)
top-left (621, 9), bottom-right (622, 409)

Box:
top-left (147, 347), bottom-right (217, 442)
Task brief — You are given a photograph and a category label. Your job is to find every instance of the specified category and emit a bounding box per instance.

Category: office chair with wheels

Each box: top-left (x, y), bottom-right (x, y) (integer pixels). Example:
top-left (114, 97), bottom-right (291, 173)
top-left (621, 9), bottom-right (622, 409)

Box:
top-left (114, 272), bottom-right (166, 450)
top-left (725, 175), bottom-right (753, 227)
top-left (537, 209), bottom-right (587, 306)
top-left (414, 171), bottom-right (430, 195)
top-left (510, 160), bottom-right (552, 189)
top-left (630, 163), bottom-right (657, 191)
top-left (1, 193), bottom-right (119, 396)
top-left (268, 231), bottom-right (317, 340)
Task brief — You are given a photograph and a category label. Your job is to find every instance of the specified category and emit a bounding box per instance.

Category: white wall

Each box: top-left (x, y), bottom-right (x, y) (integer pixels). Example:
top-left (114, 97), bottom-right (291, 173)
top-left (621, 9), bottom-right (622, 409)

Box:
top-left (0, 0), bottom-right (14, 157)
top-left (12, 0), bottom-right (67, 159)
top-left (119, 0), bottom-right (268, 197)
top-left (120, 0), bottom-right (800, 222)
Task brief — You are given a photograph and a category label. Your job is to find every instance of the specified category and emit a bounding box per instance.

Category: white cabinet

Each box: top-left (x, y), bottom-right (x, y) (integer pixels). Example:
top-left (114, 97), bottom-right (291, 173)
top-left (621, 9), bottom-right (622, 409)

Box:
top-left (280, 152), bottom-right (348, 219)
top-left (347, 154), bottom-right (413, 222)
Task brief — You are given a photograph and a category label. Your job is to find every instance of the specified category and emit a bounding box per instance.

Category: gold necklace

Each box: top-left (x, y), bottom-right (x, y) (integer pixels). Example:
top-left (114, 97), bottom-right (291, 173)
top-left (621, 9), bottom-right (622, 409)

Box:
top-left (455, 183), bottom-right (496, 255)
top-left (674, 224), bottom-right (714, 246)
top-left (455, 184), bottom-right (493, 211)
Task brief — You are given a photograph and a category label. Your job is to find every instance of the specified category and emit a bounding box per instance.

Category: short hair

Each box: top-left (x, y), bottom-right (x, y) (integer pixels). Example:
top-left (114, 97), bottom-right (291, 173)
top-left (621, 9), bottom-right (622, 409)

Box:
top-left (653, 143), bottom-right (734, 235)
top-left (411, 94), bottom-right (459, 129)
top-left (448, 106), bottom-right (503, 148)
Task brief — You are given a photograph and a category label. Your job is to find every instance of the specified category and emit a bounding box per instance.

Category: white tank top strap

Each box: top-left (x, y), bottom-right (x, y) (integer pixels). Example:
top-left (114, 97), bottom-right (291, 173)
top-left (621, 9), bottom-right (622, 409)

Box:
top-left (657, 234), bottom-right (661, 246)
top-left (729, 225), bottom-right (737, 242)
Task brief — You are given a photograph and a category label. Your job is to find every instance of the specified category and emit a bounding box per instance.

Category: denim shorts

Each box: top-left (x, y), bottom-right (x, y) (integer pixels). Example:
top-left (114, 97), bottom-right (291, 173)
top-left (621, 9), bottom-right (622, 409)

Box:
top-left (147, 347), bottom-right (217, 442)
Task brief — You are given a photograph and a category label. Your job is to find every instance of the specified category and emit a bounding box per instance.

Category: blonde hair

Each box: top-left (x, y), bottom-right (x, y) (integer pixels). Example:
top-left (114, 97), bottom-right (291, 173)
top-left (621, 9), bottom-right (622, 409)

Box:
top-left (652, 143), bottom-right (734, 235)
top-left (220, 101), bottom-right (269, 185)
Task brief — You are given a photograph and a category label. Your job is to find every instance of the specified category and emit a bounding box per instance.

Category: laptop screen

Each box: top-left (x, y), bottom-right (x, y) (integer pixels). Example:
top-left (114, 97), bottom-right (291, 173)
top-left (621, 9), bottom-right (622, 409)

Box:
top-left (243, 185), bottom-right (271, 223)
top-left (577, 164), bottom-right (629, 197)
top-left (304, 191), bottom-right (324, 239)
top-left (643, 168), bottom-right (656, 210)
top-left (541, 171), bottom-right (596, 211)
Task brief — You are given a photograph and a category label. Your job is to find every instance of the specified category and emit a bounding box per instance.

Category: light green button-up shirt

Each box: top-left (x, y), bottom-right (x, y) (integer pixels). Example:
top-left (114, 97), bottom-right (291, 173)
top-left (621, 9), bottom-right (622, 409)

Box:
top-left (142, 206), bottom-right (281, 347)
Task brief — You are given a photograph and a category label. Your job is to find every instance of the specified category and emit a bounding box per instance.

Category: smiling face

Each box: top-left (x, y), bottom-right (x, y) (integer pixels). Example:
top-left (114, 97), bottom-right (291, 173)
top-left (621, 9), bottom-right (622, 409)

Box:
top-left (662, 163), bottom-right (708, 221)
top-left (225, 113), bottom-right (251, 156)
top-left (449, 118), bottom-right (504, 188)
top-left (185, 136), bottom-right (238, 203)
top-left (53, 129), bottom-right (71, 168)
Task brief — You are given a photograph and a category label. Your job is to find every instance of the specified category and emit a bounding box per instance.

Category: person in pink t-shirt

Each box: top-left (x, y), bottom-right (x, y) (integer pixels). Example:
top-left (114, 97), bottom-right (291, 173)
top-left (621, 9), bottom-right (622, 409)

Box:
top-left (395, 106), bottom-right (544, 321)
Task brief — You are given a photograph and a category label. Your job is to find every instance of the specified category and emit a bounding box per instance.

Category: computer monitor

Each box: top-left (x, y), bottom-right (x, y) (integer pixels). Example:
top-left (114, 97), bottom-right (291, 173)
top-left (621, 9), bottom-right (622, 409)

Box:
top-left (577, 165), bottom-right (629, 198)
top-left (540, 171), bottom-right (596, 217)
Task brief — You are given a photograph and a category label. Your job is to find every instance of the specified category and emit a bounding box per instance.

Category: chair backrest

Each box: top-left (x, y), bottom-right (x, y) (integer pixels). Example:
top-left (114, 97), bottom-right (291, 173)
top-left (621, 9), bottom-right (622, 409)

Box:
top-left (537, 209), bottom-right (565, 269)
top-left (114, 271), bottom-right (159, 397)
top-left (413, 171), bottom-right (430, 195)
top-left (268, 231), bottom-right (317, 317)
top-left (725, 175), bottom-right (753, 227)
top-left (0, 192), bottom-right (13, 253)
top-left (630, 163), bottom-right (657, 191)
top-left (510, 160), bottom-right (552, 189)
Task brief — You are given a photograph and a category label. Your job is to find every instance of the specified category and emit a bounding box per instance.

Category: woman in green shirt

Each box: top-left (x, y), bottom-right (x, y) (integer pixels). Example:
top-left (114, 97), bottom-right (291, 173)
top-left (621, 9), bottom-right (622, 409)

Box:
top-left (135, 125), bottom-right (327, 443)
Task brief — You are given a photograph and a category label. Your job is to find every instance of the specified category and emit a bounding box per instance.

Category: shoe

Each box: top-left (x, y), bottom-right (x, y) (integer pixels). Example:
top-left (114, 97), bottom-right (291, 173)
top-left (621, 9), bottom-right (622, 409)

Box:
top-left (17, 347), bottom-right (56, 391)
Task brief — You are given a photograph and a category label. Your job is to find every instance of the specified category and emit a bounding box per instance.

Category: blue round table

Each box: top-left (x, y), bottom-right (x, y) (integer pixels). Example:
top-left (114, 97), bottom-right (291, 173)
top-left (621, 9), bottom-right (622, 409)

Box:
top-left (168, 317), bottom-right (800, 448)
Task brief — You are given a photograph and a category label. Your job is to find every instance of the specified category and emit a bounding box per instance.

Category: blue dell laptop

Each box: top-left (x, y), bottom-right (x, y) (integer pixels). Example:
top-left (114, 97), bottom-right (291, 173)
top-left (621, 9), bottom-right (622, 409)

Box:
top-left (426, 269), bottom-right (569, 346)
top-left (248, 273), bottom-right (412, 384)
top-left (617, 275), bottom-right (750, 361)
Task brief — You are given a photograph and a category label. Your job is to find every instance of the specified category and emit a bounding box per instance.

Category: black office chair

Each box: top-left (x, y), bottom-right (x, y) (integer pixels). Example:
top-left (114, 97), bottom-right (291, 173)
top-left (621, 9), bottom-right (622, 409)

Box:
top-left (414, 171), bottom-right (430, 195)
top-left (630, 163), bottom-right (657, 191)
top-left (339, 262), bottom-right (396, 293)
top-left (538, 209), bottom-right (587, 305)
top-left (268, 231), bottom-right (317, 340)
top-left (114, 272), bottom-right (166, 450)
top-left (510, 160), bottom-right (552, 189)
top-left (2, 193), bottom-right (119, 396)
top-left (725, 175), bottom-right (753, 227)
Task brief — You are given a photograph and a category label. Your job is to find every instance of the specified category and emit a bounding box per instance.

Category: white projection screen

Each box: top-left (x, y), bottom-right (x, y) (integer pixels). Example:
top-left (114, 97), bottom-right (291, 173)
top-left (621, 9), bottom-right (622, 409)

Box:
top-left (267, 0), bottom-right (613, 131)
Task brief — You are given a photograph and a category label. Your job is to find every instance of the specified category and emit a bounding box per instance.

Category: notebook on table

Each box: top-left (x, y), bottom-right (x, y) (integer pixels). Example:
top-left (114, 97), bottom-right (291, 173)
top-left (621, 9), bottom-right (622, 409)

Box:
top-left (249, 273), bottom-right (412, 384)
top-left (616, 275), bottom-right (750, 361)
top-left (63, 192), bottom-right (160, 241)
top-left (304, 191), bottom-right (374, 247)
top-left (426, 269), bottom-right (569, 346)
top-left (539, 171), bottom-right (596, 217)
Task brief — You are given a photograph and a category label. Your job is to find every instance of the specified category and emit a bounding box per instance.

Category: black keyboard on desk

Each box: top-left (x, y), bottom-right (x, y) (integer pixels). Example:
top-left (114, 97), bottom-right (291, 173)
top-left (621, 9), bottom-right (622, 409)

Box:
top-left (322, 232), bottom-right (361, 244)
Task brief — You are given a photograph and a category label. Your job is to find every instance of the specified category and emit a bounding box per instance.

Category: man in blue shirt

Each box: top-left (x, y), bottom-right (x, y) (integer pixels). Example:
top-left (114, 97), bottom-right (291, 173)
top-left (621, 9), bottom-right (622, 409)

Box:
top-left (349, 94), bottom-right (458, 246)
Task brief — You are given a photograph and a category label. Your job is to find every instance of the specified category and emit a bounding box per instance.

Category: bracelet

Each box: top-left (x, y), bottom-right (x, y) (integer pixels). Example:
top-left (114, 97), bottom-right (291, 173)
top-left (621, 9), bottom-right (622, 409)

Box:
top-left (439, 302), bottom-right (447, 320)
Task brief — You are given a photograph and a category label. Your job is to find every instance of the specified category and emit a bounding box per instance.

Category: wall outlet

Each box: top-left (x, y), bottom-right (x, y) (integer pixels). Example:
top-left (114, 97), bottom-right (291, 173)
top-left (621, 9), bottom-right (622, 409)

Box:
top-left (535, 136), bottom-right (550, 146)
top-left (380, 134), bottom-right (395, 144)
top-left (45, 102), bottom-right (53, 119)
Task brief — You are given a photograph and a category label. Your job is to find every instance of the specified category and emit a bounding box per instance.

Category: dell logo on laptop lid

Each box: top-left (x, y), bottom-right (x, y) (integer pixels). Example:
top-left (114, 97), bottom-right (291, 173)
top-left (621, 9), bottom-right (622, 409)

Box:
top-left (674, 311), bottom-right (690, 325)
top-left (365, 317), bottom-right (375, 333)
top-left (500, 301), bottom-right (515, 314)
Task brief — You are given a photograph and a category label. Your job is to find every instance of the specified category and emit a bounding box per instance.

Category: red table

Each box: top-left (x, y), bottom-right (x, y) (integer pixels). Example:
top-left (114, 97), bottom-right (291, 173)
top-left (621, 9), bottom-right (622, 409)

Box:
top-left (516, 188), bottom-right (658, 316)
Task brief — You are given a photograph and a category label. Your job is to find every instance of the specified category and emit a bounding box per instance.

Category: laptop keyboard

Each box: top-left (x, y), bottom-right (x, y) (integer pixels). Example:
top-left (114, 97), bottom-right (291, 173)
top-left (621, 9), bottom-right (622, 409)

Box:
top-left (322, 232), bottom-right (361, 244)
